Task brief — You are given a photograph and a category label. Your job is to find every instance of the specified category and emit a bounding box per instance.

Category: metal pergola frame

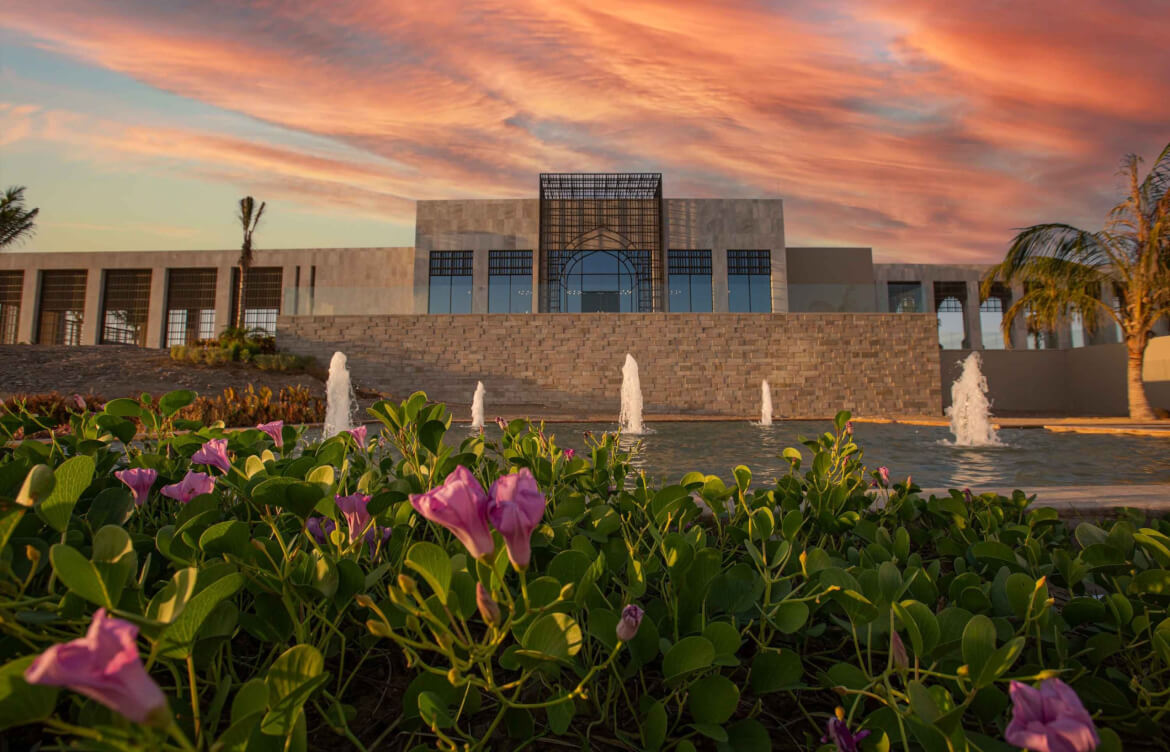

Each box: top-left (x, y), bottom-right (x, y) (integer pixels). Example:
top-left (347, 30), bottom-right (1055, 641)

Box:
top-left (538, 173), bottom-right (664, 313)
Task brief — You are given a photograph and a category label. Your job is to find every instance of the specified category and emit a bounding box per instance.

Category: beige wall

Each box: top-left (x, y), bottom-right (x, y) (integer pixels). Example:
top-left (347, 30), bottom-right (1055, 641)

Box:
top-left (940, 336), bottom-right (1170, 416)
top-left (278, 312), bottom-right (941, 417)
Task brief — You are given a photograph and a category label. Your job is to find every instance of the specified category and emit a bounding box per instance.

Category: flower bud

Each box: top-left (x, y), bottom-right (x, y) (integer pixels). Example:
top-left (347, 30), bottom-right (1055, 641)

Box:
top-left (447, 667), bottom-right (462, 686)
top-left (616, 604), bottom-right (644, 642)
top-left (354, 594), bottom-right (375, 609)
top-left (398, 574), bottom-right (418, 596)
top-left (890, 630), bottom-right (908, 671)
top-left (476, 583), bottom-right (501, 626)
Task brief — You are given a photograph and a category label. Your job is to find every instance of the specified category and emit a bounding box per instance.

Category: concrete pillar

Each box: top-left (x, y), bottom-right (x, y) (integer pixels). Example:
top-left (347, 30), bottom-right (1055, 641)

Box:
top-left (145, 267), bottom-right (167, 348)
top-left (712, 249), bottom-right (729, 313)
top-left (472, 249), bottom-right (489, 313)
top-left (770, 246), bottom-right (788, 313)
top-left (1009, 284), bottom-right (1028, 348)
top-left (875, 281), bottom-right (890, 313)
top-left (80, 269), bottom-right (102, 345)
top-left (964, 279), bottom-right (983, 349)
top-left (17, 269), bottom-right (38, 343)
top-left (281, 263), bottom-right (298, 317)
top-left (214, 263), bottom-right (234, 334)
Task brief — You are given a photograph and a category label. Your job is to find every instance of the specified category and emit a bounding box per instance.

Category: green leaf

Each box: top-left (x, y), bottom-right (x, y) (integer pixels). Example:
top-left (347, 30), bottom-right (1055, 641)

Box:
top-left (199, 520), bottom-right (251, 557)
top-left (0, 656), bottom-right (59, 730)
top-left (50, 543), bottom-right (111, 608)
top-left (770, 600), bottom-right (809, 634)
top-left (545, 695), bottom-right (574, 735)
top-left (907, 680), bottom-right (940, 723)
top-left (642, 699), bottom-right (668, 751)
top-left (976, 637), bottom-right (1025, 688)
top-left (404, 542), bottom-right (452, 605)
top-left (961, 614), bottom-right (997, 679)
top-left (91, 525), bottom-right (137, 607)
top-left (750, 650), bottom-right (802, 693)
top-left (37, 455), bottom-right (95, 533)
top-left (262, 645), bottom-right (327, 736)
top-left (251, 477), bottom-right (326, 520)
top-left (718, 719), bottom-right (772, 752)
top-left (688, 675), bottom-right (739, 725)
top-left (159, 389), bottom-right (196, 417)
top-left (160, 571), bottom-right (245, 659)
top-left (520, 613), bottom-right (583, 663)
top-left (663, 636), bottom-right (715, 681)
top-left (15, 464), bottom-right (54, 507)
top-left (231, 679), bottom-right (269, 722)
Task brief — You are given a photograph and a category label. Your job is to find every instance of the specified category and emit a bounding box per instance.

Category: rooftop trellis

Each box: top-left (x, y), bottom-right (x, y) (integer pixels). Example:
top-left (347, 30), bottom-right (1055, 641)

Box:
top-left (539, 173), bottom-right (662, 200)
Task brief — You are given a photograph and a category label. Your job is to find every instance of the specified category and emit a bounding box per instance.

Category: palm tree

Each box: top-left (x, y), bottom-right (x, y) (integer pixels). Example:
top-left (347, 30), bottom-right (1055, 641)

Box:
top-left (0, 186), bottom-right (39, 248)
top-left (234, 196), bottom-right (266, 329)
top-left (984, 142), bottom-right (1170, 420)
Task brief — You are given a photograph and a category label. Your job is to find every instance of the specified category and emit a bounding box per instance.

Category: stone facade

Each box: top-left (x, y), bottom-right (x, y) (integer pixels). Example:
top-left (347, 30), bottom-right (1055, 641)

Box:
top-left (278, 312), bottom-right (941, 417)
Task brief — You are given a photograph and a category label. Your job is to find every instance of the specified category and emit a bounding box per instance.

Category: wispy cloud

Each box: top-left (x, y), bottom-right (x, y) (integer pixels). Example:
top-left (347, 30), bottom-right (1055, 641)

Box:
top-left (2, 0), bottom-right (1167, 260)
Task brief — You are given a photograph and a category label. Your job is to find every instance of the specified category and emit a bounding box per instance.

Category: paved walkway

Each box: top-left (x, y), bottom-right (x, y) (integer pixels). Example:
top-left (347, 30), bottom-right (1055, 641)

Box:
top-left (920, 484), bottom-right (1170, 520)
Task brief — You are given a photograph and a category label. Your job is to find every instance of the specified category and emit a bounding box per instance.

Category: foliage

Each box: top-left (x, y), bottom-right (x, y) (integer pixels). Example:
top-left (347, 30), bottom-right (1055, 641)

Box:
top-left (0, 396), bottom-right (1166, 752)
top-left (1, 385), bottom-right (323, 439)
top-left (168, 328), bottom-right (316, 374)
top-left (983, 141), bottom-right (1170, 419)
top-left (0, 185), bottom-right (39, 248)
top-left (235, 197), bottom-right (266, 329)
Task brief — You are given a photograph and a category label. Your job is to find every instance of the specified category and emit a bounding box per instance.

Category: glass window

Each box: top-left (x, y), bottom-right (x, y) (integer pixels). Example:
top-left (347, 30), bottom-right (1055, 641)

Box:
top-left (101, 269), bottom-right (152, 346)
top-left (937, 296), bottom-right (966, 349)
top-left (488, 251), bottom-right (532, 313)
top-left (1070, 310), bottom-right (1085, 348)
top-left (37, 270), bottom-right (87, 345)
top-left (667, 250), bottom-right (712, 312)
top-left (428, 251), bottom-right (474, 314)
top-left (559, 251), bottom-right (640, 313)
top-left (727, 250), bottom-right (771, 313)
top-left (979, 297), bottom-right (1005, 350)
top-left (166, 268), bottom-right (217, 346)
top-left (0, 271), bottom-right (22, 344)
top-left (888, 282), bottom-right (924, 313)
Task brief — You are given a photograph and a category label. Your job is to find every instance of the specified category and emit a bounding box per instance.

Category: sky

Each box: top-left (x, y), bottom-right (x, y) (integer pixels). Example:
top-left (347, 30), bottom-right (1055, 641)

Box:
top-left (1, 1), bottom-right (1167, 262)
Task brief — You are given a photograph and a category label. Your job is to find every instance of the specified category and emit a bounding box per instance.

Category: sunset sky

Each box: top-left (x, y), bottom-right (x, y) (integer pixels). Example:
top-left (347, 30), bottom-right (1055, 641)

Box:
top-left (1, 1), bottom-right (1167, 262)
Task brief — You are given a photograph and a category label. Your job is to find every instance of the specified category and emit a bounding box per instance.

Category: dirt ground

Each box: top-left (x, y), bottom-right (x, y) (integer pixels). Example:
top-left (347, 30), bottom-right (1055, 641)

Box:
top-left (0, 345), bottom-right (326, 401)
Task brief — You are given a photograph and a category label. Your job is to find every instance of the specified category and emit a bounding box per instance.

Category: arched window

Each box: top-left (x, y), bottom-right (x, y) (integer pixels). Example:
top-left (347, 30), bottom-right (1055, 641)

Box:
top-left (558, 251), bottom-right (641, 313)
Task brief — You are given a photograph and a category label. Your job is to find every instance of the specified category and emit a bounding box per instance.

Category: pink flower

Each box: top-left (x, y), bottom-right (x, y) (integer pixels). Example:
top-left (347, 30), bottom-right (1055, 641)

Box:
top-left (486, 468), bottom-right (546, 570)
top-left (823, 715), bottom-right (870, 752)
top-left (1006, 679), bottom-right (1100, 752)
top-left (191, 438), bottom-right (231, 474)
top-left (257, 420), bottom-right (284, 448)
top-left (24, 608), bottom-right (168, 727)
top-left (114, 468), bottom-right (157, 507)
top-left (347, 425), bottom-right (368, 449)
top-left (877, 466), bottom-right (891, 487)
top-left (845, 421), bottom-right (853, 434)
top-left (410, 466), bottom-right (495, 559)
top-left (160, 471), bottom-right (215, 503)
top-left (476, 583), bottom-right (501, 626)
top-left (71, 394), bottom-right (87, 411)
top-left (563, 448), bottom-right (576, 460)
top-left (336, 493), bottom-right (374, 544)
top-left (616, 604), bottom-right (644, 642)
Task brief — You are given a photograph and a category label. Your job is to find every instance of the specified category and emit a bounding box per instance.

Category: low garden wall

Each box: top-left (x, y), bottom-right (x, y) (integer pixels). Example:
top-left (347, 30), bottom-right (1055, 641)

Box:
top-left (277, 313), bottom-right (941, 417)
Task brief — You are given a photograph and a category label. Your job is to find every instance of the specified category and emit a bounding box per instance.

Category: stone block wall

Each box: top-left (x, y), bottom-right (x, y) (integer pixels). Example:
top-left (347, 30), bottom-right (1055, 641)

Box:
top-left (278, 313), bottom-right (941, 418)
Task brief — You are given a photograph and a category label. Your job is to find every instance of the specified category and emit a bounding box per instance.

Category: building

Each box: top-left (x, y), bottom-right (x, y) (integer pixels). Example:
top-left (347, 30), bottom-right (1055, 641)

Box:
top-left (2, 173), bottom-right (1166, 416)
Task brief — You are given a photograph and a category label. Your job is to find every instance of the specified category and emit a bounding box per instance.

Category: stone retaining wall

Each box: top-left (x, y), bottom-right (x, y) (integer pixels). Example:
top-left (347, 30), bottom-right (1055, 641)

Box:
top-left (277, 313), bottom-right (941, 417)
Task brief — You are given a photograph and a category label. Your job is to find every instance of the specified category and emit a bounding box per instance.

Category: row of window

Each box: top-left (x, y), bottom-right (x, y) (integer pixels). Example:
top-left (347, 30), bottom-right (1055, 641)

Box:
top-left (0, 267), bottom-right (284, 346)
top-left (427, 249), bottom-right (774, 314)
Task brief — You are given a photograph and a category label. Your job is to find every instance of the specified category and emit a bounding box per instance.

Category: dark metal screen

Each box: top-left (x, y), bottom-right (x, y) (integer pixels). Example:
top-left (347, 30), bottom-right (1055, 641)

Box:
top-left (668, 250), bottom-right (712, 275)
top-left (539, 173), bottom-right (663, 312)
top-left (101, 269), bottom-right (152, 346)
top-left (430, 251), bottom-right (474, 276)
top-left (727, 250), bottom-right (771, 275)
top-left (37, 270), bottom-right (87, 345)
top-left (934, 281), bottom-right (967, 311)
top-left (229, 266), bottom-right (283, 335)
top-left (980, 282), bottom-right (1010, 311)
top-left (488, 250), bottom-right (532, 275)
top-left (166, 268), bottom-right (218, 346)
top-left (0, 270), bottom-right (22, 344)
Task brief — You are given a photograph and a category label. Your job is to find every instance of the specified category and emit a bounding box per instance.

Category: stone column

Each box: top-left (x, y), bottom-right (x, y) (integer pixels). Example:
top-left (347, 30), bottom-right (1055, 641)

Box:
top-left (875, 281), bottom-right (890, 312)
top-left (472, 249), bottom-right (489, 313)
top-left (1009, 284), bottom-right (1028, 348)
top-left (17, 269), bottom-right (38, 343)
top-left (80, 269), bottom-right (103, 345)
top-left (145, 267), bottom-right (167, 348)
top-left (712, 249), bottom-right (729, 313)
top-left (964, 279), bottom-right (983, 350)
top-left (770, 246), bottom-right (789, 313)
top-left (214, 263), bottom-right (234, 334)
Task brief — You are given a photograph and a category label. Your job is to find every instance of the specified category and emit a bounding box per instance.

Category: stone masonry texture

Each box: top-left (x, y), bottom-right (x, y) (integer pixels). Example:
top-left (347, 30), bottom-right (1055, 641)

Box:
top-left (278, 313), bottom-right (941, 417)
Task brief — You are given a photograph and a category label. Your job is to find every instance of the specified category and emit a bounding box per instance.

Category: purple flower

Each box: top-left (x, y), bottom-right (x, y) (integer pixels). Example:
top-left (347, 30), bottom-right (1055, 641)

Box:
top-left (25, 608), bottom-right (169, 727)
top-left (347, 425), bottom-right (368, 449)
top-left (963, 488), bottom-right (975, 504)
top-left (616, 604), bottom-right (644, 642)
top-left (1006, 679), bottom-right (1100, 752)
top-left (476, 583), bottom-right (501, 626)
top-left (564, 448), bottom-right (576, 460)
top-left (305, 516), bottom-right (337, 544)
top-left (823, 711), bottom-right (870, 752)
top-left (410, 466), bottom-right (495, 560)
top-left (486, 468), bottom-right (546, 570)
top-left (160, 471), bottom-right (215, 503)
top-left (192, 438), bottom-right (231, 474)
top-left (845, 421), bottom-right (853, 434)
top-left (257, 420), bottom-right (284, 448)
top-left (877, 466), bottom-right (891, 487)
top-left (71, 394), bottom-right (87, 412)
top-left (114, 468), bottom-right (157, 507)
top-left (495, 417), bottom-right (507, 431)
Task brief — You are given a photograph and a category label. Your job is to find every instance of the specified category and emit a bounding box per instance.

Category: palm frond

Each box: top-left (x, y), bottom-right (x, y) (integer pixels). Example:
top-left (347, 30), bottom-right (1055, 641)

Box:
top-left (0, 185), bottom-right (39, 248)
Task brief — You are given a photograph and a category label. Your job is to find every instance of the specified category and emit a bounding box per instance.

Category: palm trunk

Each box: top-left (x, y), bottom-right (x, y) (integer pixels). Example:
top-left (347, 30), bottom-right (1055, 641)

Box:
top-left (1126, 345), bottom-right (1155, 421)
top-left (235, 264), bottom-right (246, 329)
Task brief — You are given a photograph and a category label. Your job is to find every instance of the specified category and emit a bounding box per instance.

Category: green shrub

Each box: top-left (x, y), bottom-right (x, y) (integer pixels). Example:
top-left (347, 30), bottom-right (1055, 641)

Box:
top-left (252, 352), bottom-right (314, 372)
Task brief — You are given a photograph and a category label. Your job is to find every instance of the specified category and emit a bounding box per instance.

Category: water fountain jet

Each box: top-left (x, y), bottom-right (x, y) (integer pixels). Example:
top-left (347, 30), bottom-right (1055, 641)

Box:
top-left (619, 353), bottom-right (644, 435)
top-left (471, 381), bottom-right (485, 430)
top-left (323, 351), bottom-right (356, 438)
top-left (760, 380), bottom-right (773, 426)
top-left (946, 352), bottom-right (1001, 446)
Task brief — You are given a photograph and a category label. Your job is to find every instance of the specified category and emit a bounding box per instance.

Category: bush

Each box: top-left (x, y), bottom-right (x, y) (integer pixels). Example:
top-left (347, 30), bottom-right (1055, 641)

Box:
top-left (0, 400), bottom-right (1164, 752)
top-left (252, 352), bottom-right (314, 372)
